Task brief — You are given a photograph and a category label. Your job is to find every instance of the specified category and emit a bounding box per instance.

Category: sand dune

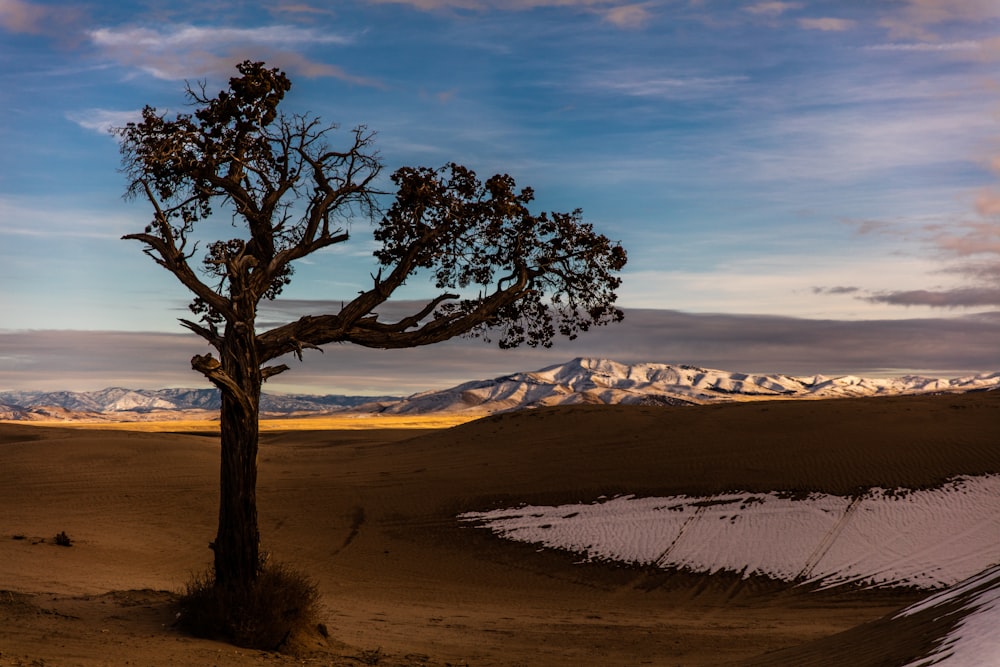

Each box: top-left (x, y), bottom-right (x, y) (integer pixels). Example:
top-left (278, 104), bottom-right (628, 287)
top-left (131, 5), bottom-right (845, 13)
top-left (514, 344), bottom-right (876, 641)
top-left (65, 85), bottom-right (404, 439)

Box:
top-left (1, 390), bottom-right (998, 665)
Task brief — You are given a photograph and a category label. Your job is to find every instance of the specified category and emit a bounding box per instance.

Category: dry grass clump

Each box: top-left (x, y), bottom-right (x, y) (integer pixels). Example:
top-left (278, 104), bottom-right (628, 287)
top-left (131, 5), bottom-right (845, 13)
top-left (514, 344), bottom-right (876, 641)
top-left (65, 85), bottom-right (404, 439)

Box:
top-left (176, 561), bottom-right (321, 651)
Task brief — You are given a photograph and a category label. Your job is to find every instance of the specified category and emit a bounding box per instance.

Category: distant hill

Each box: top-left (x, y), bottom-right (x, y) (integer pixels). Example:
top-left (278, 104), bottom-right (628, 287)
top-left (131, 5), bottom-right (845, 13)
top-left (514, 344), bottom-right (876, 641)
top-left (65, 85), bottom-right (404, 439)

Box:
top-left (364, 357), bottom-right (1000, 415)
top-left (2, 358), bottom-right (997, 421)
top-left (0, 387), bottom-right (398, 422)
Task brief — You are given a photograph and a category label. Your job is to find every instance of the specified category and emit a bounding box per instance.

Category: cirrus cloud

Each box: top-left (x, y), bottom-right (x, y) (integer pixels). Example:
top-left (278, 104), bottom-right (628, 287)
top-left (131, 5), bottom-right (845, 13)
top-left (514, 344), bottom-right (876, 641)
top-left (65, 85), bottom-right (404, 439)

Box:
top-left (798, 17), bottom-right (855, 32)
top-left (743, 2), bottom-right (801, 17)
top-left (879, 0), bottom-right (1000, 42)
top-left (0, 0), bottom-right (46, 33)
top-left (66, 108), bottom-right (142, 135)
top-left (365, 0), bottom-right (656, 27)
top-left (87, 23), bottom-right (378, 84)
top-left (602, 3), bottom-right (651, 28)
top-left (836, 197), bottom-right (1000, 310)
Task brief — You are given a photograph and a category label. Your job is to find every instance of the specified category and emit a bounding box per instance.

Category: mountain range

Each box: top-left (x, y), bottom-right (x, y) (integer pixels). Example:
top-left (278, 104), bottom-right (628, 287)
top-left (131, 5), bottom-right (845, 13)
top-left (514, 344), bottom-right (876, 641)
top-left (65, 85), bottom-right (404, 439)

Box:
top-left (2, 358), bottom-right (998, 422)
top-left (365, 357), bottom-right (1000, 414)
top-left (0, 387), bottom-right (396, 422)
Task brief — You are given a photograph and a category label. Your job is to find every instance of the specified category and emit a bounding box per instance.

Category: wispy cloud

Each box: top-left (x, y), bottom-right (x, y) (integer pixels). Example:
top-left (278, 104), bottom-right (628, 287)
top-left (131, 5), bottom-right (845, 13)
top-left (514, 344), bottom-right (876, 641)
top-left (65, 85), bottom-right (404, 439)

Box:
top-left (0, 195), bottom-right (140, 240)
top-left (737, 102), bottom-right (995, 183)
top-left (0, 0), bottom-right (84, 35)
top-left (798, 17), bottom-right (855, 32)
top-left (865, 41), bottom-right (981, 52)
top-left (587, 71), bottom-right (749, 98)
top-left (743, 2), bottom-right (801, 17)
top-left (813, 286), bottom-right (861, 296)
top-left (365, 0), bottom-right (657, 28)
top-left (0, 0), bottom-right (45, 33)
top-left (837, 189), bottom-right (1000, 310)
top-left (368, 0), bottom-right (642, 8)
top-left (88, 23), bottom-right (378, 84)
top-left (879, 0), bottom-right (1000, 42)
top-left (0, 0), bottom-right (84, 42)
top-left (932, 220), bottom-right (1000, 257)
top-left (89, 24), bottom-right (352, 50)
top-left (271, 3), bottom-right (338, 19)
top-left (975, 191), bottom-right (1000, 217)
top-left (66, 108), bottom-right (141, 134)
top-left (602, 3), bottom-right (652, 28)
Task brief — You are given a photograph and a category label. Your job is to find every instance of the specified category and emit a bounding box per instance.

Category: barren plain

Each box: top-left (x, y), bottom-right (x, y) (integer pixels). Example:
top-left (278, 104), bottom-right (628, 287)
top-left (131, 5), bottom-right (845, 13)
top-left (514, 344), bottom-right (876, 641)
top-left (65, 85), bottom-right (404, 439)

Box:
top-left (2, 391), bottom-right (999, 666)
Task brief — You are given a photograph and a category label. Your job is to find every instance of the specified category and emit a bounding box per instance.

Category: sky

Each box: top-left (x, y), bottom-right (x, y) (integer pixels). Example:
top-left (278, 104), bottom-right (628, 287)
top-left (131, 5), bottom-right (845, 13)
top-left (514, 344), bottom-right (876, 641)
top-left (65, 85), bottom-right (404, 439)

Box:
top-left (1, 0), bottom-right (1000, 394)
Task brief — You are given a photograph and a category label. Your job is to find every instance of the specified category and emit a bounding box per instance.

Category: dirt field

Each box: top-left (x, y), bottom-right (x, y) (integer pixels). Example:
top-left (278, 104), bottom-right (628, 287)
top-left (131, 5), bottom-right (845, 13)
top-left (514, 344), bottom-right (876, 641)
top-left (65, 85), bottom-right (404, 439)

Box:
top-left (1, 391), bottom-right (998, 666)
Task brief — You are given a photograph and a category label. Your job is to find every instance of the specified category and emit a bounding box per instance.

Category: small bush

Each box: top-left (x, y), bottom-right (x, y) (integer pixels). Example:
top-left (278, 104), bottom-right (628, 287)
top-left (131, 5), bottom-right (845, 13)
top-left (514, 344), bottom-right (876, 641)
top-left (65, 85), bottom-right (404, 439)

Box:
top-left (53, 531), bottom-right (73, 547)
top-left (176, 562), bottom-right (321, 651)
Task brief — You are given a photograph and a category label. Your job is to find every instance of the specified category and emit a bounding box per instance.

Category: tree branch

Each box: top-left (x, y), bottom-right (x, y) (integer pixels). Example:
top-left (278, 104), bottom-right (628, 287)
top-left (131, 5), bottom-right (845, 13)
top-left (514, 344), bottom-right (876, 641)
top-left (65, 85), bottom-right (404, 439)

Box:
top-left (191, 353), bottom-right (255, 415)
top-left (179, 318), bottom-right (223, 348)
top-left (261, 364), bottom-right (289, 381)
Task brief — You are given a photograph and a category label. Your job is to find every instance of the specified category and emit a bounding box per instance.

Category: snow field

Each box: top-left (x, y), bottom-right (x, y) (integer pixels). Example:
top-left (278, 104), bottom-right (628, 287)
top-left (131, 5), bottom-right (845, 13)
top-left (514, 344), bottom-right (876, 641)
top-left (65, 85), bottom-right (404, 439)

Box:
top-left (898, 565), bottom-right (1000, 666)
top-left (460, 475), bottom-right (1000, 590)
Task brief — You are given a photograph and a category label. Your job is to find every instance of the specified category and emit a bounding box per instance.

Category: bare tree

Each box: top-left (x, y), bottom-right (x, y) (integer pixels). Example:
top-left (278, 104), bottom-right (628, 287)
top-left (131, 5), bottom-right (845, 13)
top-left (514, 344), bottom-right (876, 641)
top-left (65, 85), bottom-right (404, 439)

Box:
top-left (117, 61), bottom-right (626, 595)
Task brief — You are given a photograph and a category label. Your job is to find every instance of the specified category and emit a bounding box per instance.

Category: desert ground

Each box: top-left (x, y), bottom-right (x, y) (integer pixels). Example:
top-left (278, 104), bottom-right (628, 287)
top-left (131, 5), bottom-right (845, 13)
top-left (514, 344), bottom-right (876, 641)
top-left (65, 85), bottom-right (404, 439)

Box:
top-left (2, 391), bottom-right (999, 666)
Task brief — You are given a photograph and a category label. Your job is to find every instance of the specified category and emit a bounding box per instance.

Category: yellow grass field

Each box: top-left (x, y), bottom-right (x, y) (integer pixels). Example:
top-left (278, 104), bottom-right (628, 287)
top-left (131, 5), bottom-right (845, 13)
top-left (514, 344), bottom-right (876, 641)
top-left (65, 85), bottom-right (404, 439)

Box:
top-left (0, 412), bottom-right (477, 433)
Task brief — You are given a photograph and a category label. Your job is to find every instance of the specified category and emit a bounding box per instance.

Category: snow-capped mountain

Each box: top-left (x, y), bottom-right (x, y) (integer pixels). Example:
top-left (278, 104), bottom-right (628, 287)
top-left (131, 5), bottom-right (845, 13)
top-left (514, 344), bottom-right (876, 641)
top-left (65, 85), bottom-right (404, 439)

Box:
top-left (2, 358), bottom-right (997, 421)
top-left (368, 358), bottom-right (1000, 414)
top-left (0, 387), bottom-right (397, 421)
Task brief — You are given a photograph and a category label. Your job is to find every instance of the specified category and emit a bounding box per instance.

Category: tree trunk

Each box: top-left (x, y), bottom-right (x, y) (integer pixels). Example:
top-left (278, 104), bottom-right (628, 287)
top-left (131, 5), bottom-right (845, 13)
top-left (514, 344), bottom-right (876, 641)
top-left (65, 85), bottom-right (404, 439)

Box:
top-left (212, 322), bottom-right (262, 590)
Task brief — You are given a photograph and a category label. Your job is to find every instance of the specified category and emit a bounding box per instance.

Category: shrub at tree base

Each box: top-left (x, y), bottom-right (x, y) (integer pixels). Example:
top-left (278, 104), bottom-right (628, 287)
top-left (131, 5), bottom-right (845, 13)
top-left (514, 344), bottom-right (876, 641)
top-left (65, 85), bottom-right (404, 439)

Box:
top-left (177, 562), bottom-right (321, 651)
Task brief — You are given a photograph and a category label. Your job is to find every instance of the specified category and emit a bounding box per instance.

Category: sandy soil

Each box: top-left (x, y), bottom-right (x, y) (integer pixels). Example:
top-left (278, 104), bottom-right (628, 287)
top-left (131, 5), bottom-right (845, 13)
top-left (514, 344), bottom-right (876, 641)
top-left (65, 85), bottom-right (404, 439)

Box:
top-left (1, 390), bottom-right (998, 666)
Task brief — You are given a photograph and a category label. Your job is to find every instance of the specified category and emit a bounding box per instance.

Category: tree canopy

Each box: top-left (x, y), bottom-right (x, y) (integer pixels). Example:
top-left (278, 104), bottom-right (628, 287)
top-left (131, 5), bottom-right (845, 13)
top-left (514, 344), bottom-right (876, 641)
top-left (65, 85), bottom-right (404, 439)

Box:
top-left (118, 60), bottom-right (626, 381)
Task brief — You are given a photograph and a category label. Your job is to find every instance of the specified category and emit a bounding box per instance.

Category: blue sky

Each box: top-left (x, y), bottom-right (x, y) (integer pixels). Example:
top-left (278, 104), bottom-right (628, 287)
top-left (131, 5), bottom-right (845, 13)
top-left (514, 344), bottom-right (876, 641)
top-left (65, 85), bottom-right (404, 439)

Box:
top-left (1, 0), bottom-right (999, 393)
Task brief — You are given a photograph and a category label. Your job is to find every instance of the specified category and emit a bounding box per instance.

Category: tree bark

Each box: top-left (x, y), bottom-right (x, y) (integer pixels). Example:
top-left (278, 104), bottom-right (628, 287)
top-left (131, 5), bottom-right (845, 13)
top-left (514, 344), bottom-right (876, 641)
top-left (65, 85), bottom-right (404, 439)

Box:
top-left (211, 322), bottom-right (262, 589)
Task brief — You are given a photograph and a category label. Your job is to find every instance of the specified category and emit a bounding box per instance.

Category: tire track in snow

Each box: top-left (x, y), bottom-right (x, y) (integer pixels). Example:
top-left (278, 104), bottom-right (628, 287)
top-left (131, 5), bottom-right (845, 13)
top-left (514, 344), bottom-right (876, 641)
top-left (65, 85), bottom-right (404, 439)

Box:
top-left (798, 496), bottom-right (862, 583)
top-left (653, 505), bottom-right (707, 567)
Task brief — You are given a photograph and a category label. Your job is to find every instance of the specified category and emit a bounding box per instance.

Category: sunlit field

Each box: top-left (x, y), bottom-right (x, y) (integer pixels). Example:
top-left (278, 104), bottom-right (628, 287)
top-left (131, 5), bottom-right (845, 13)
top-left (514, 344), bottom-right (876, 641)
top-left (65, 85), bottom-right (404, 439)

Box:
top-left (0, 413), bottom-right (477, 432)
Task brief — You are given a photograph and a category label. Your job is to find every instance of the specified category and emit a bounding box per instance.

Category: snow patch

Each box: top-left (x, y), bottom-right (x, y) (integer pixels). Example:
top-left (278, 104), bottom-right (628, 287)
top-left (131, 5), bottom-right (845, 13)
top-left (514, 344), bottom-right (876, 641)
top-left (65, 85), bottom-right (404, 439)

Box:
top-left (898, 565), bottom-right (1000, 666)
top-left (460, 475), bottom-right (1000, 590)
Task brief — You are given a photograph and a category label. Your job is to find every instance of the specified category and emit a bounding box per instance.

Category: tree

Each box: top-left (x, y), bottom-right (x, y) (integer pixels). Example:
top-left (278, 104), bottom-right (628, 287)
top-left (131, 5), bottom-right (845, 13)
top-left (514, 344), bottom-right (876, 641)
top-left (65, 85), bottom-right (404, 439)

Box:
top-left (117, 61), bottom-right (626, 597)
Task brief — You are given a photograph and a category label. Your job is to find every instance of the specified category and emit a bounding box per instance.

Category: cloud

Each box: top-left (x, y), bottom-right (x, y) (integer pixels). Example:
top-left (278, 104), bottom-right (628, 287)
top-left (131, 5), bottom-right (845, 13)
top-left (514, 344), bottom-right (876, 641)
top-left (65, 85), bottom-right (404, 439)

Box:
top-left (88, 24), bottom-right (378, 84)
top-left (3, 310), bottom-right (998, 393)
top-left (890, 0), bottom-right (1000, 26)
top-left (365, 0), bottom-right (481, 8)
top-left (365, 0), bottom-right (657, 28)
top-left (89, 24), bottom-right (352, 50)
top-left (865, 288), bottom-right (1000, 308)
top-left (0, 0), bottom-right (84, 40)
top-left (879, 0), bottom-right (1000, 42)
top-left (0, 195), bottom-right (137, 240)
top-left (975, 191), bottom-right (1000, 217)
top-left (365, 0), bottom-right (628, 9)
top-left (588, 72), bottom-right (749, 98)
top-left (798, 17), bottom-right (855, 32)
top-left (841, 211), bottom-right (1000, 310)
top-left (602, 3), bottom-right (652, 28)
top-left (66, 108), bottom-right (142, 134)
top-left (0, 0), bottom-right (45, 33)
top-left (812, 286), bottom-right (861, 296)
top-left (743, 2), bottom-right (801, 17)
top-left (272, 3), bottom-right (337, 19)
top-left (932, 220), bottom-right (1000, 256)
top-left (865, 41), bottom-right (981, 52)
